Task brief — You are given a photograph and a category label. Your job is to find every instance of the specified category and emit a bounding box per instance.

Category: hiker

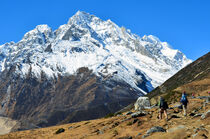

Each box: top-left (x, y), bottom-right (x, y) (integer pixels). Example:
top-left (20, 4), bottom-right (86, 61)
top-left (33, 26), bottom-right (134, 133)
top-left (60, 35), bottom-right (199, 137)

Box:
top-left (180, 91), bottom-right (188, 116)
top-left (158, 97), bottom-right (168, 120)
top-left (192, 92), bottom-right (195, 98)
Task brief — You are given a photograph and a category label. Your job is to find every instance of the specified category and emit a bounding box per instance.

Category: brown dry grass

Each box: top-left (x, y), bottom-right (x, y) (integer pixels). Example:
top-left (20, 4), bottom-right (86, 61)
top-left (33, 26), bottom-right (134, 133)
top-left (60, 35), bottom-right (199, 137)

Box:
top-left (0, 97), bottom-right (209, 139)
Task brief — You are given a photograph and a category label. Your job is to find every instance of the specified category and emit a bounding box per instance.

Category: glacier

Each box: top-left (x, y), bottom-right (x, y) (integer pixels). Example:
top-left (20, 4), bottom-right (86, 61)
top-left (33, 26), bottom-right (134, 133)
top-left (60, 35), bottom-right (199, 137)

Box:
top-left (0, 11), bottom-right (192, 94)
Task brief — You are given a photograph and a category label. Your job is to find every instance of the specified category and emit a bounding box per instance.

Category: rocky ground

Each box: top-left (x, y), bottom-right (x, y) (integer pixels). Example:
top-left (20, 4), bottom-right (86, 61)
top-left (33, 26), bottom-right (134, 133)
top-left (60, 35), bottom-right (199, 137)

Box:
top-left (0, 93), bottom-right (209, 139)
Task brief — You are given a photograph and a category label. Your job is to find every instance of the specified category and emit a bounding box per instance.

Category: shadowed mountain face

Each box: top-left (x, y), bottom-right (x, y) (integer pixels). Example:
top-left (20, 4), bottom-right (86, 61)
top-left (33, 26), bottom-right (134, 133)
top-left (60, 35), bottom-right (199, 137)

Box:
top-left (0, 67), bottom-right (141, 130)
top-left (147, 52), bottom-right (210, 103)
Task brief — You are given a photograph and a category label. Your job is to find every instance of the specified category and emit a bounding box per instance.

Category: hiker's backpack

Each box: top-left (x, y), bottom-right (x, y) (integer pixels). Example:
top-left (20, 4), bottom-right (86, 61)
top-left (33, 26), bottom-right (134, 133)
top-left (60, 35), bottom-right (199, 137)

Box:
top-left (181, 95), bottom-right (188, 104)
top-left (160, 99), bottom-right (168, 109)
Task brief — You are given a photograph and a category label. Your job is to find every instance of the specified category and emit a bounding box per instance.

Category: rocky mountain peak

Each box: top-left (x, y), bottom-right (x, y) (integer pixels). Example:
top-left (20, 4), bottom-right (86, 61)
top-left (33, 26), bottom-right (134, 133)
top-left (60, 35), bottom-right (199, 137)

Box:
top-left (20, 24), bottom-right (54, 48)
top-left (23, 25), bottom-right (53, 39)
top-left (67, 11), bottom-right (97, 26)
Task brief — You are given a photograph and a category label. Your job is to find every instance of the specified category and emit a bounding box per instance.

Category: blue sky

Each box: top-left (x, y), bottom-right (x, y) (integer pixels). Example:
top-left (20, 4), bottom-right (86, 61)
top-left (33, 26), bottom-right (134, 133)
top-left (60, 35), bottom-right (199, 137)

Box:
top-left (0, 0), bottom-right (209, 60)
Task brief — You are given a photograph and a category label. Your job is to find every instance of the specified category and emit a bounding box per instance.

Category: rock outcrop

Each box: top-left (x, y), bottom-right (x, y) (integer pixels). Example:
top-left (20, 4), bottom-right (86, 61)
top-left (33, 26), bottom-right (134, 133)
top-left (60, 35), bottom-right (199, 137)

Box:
top-left (134, 97), bottom-right (150, 111)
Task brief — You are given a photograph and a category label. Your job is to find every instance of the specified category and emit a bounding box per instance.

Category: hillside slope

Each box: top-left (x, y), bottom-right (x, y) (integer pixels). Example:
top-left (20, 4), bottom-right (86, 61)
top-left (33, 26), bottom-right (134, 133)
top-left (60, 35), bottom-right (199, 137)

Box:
top-left (147, 52), bottom-right (210, 103)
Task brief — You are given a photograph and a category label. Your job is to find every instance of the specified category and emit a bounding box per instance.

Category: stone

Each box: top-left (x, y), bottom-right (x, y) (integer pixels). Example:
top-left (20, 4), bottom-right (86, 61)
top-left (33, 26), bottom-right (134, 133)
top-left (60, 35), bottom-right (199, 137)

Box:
top-left (131, 111), bottom-right (146, 118)
top-left (55, 128), bottom-right (65, 134)
top-left (171, 115), bottom-right (180, 118)
top-left (68, 126), bottom-right (73, 130)
top-left (122, 118), bottom-right (131, 122)
top-left (132, 118), bottom-right (139, 124)
top-left (194, 126), bottom-right (208, 133)
top-left (146, 126), bottom-right (166, 135)
top-left (193, 113), bottom-right (202, 118)
top-left (134, 97), bottom-right (150, 111)
top-left (135, 133), bottom-right (142, 138)
top-left (201, 110), bottom-right (210, 119)
top-left (92, 129), bottom-right (99, 133)
top-left (74, 125), bottom-right (81, 128)
top-left (112, 122), bottom-right (119, 128)
top-left (192, 133), bottom-right (198, 138)
top-left (137, 121), bottom-right (142, 126)
top-left (142, 134), bottom-right (149, 138)
top-left (136, 133), bottom-right (142, 138)
top-left (126, 111), bottom-right (133, 115)
top-left (189, 113), bottom-right (195, 116)
top-left (98, 130), bottom-right (104, 134)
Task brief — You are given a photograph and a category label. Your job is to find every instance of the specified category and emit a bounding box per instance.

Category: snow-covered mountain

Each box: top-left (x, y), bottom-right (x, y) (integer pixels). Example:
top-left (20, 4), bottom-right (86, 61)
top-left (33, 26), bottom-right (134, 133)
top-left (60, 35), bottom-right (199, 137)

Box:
top-left (0, 11), bottom-right (191, 94)
top-left (0, 11), bottom-right (193, 130)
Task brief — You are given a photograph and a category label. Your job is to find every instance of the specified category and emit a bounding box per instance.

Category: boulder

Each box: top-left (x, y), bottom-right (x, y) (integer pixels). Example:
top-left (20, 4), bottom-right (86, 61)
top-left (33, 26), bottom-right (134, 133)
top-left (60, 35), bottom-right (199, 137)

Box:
top-left (134, 97), bottom-right (150, 111)
top-left (142, 126), bottom-right (166, 138)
